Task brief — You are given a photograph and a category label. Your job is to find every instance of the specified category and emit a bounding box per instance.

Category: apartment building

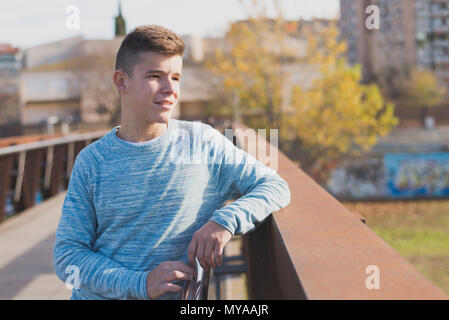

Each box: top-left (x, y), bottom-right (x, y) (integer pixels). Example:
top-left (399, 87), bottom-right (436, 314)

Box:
top-left (0, 44), bottom-right (22, 134)
top-left (340, 0), bottom-right (449, 86)
top-left (418, 0), bottom-right (449, 83)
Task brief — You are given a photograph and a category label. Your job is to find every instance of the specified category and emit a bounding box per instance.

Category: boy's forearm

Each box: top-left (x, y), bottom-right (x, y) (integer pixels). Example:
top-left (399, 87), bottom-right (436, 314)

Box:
top-left (54, 238), bottom-right (149, 300)
top-left (210, 173), bottom-right (291, 235)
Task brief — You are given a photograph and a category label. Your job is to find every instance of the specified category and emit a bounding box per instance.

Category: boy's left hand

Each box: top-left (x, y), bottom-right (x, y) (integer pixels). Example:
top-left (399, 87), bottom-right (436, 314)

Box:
top-left (187, 221), bottom-right (232, 270)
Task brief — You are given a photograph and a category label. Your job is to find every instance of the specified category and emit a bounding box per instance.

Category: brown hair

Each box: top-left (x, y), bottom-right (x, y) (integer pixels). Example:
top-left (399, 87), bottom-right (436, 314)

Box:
top-left (115, 25), bottom-right (184, 77)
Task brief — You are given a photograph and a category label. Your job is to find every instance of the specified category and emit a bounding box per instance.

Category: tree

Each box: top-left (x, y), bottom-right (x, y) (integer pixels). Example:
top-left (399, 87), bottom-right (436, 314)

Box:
top-left (376, 64), bottom-right (412, 103)
top-left (377, 65), bottom-right (446, 109)
top-left (400, 68), bottom-right (446, 109)
top-left (285, 59), bottom-right (398, 183)
top-left (205, 0), bottom-right (292, 132)
top-left (206, 0), bottom-right (398, 184)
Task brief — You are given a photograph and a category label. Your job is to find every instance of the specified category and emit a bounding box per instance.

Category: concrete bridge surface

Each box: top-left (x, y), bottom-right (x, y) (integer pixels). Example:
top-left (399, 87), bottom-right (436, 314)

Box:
top-left (0, 192), bottom-right (71, 300)
top-left (0, 193), bottom-right (245, 300)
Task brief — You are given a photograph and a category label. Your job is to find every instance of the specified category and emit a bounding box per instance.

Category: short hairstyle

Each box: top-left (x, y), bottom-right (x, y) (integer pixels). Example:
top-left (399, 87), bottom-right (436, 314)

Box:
top-left (115, 25), bottom-right (184, 77)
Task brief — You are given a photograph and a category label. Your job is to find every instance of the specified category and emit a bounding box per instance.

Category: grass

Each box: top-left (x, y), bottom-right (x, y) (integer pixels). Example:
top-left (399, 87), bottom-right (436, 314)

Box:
top-left (343, 199), bottom-right (449, 296)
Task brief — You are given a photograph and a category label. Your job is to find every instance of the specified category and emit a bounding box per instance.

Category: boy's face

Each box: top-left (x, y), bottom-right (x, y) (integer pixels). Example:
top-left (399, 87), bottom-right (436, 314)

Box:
top-left (121, 51), bottom-right (182, 124)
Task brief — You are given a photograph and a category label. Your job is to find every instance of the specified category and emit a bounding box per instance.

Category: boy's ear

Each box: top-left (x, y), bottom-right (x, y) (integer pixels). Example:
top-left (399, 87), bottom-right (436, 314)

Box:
top-left (113, 69), bottom-right (128, 95)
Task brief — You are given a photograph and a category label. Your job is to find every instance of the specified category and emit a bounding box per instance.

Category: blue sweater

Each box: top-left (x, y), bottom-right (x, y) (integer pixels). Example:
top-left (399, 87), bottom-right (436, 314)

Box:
top-left (53, 119), bottom-right (291, 299)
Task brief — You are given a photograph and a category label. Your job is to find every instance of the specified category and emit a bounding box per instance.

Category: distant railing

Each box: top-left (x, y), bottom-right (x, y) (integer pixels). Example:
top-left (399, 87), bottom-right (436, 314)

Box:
top-left (232, 123), bottom-right (449, 299)
top-left (0, 131), bottom-right (106, 221)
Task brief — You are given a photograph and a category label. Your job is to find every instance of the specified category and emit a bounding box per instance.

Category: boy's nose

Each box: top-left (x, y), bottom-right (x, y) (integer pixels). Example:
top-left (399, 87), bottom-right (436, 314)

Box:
top-left (161, 79), bottom-right (176, 94)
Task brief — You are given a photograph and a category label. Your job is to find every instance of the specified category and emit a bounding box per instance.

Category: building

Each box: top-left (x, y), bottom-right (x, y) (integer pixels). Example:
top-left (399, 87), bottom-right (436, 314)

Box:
top-left (19, 33), bottom-right (220, 126)
top-left (115, 0), bottom-right (126, 37)
top-left (0, 44), bottom-right (22, 77)
top-left (0, 44), bottom-right (22, 136)
top-left (17, 1), bottom-right (128, 128)
top-left (17, 7), bottom-right (333, 130)
top-left (416, 0), bottom-right (449, 84)
top-left (20, 36), bottom-right (122, 126)
top-left (339, 0), bottom-right (377, 81)
top-left (339, 0), bottom-right (449, 86)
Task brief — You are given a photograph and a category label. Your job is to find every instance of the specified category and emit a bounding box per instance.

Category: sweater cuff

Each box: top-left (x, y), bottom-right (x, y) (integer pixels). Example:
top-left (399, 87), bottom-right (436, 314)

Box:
top-left (209, 214), bottom-right (236, 236)
top-left (133, 270), bottom-right (150, 300)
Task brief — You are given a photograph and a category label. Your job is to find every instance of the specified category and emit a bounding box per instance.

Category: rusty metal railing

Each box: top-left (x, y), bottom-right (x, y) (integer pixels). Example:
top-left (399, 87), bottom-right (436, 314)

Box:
top-left (232, 123), bottom-right (449, 300)
top-left (0, 131), bottom-right (107, 221)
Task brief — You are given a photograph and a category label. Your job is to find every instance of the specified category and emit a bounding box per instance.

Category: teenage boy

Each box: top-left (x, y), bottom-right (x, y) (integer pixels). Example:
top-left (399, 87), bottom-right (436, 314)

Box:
top-left (54, 25), bottom-right (291, 300)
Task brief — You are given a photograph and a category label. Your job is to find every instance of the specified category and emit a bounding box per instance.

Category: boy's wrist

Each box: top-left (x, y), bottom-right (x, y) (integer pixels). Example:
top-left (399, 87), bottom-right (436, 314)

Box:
top-left (209, 216), bottom-right (236, 237)
top-left (143, 271), bottom-right (151, 300)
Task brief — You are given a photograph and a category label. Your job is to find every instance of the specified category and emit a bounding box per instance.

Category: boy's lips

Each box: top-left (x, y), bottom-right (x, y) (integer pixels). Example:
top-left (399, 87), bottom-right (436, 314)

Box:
top-left (155, 100), bottom-right (174, 110)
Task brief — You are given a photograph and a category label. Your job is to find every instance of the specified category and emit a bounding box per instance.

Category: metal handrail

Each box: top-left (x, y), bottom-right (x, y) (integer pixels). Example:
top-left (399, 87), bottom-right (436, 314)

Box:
top-left (0, 131), bottom-right (107, 157)
top-left (181, 258), bottom-right (210, 300)
top-left (0, 130), bottom-right (107, 221)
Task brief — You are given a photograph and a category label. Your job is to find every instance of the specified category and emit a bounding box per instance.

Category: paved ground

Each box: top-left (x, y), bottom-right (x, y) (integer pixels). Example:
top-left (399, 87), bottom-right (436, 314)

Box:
top-left (0, 192), bottom-right (246, 300)
top-left (0, 192), bottom-right (71, 300)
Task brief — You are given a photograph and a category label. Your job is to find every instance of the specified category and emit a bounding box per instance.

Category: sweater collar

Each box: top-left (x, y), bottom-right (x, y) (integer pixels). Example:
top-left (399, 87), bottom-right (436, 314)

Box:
top-left (107, 118), bottom-right (177, 151)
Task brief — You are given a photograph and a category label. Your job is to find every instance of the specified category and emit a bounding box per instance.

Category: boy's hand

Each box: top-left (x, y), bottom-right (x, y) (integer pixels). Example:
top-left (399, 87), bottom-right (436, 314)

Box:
top-left (146, 261), bottom-right (196, 299)
top-left (187, 221), bottom-right (232, 270)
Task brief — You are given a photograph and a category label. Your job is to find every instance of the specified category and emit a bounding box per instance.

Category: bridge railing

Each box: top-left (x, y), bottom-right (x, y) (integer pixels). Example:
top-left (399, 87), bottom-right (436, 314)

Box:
top-left (1, 123), bottom-right (448, 299)
top-left (0, 131), bottom-right (106, 221)
top-left (231, 123), bottom-right (449, 300)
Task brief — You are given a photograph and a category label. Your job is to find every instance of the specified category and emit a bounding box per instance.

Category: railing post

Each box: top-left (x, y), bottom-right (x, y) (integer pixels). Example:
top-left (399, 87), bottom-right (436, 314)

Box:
top-left (13, 151), bottom-right (27, 204)
top-left (15, 149), bottom-right (45, 212)
top-left (0, 155), bottom-right (14, 221)
top-left (43, 146), bottom-right (54, 191)
top-left (50, 145), bottom-right (66, 197)
top-left (66, 142), bottom-right (75, 181)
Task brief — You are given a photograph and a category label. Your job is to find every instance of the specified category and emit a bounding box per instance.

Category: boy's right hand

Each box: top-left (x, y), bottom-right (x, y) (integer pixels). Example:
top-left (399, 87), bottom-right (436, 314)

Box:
top-left (146, 261), bottom-right (196, 299)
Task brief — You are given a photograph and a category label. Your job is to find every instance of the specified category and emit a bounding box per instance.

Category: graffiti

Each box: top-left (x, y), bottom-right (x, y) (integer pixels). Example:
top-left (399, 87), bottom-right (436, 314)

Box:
top-left (385, 153), bottom-right (449, 198)
top-left (327, 157), bottom-right (385, 199)
top-left (327, 152), bottom-right (449, 200)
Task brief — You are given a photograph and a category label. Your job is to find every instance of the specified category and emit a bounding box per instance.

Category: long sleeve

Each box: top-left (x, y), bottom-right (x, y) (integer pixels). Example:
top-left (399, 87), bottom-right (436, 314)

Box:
top-left (207, 128), bottom-right (291, 236)
top-left (53, 151), bottom-right (149, 300)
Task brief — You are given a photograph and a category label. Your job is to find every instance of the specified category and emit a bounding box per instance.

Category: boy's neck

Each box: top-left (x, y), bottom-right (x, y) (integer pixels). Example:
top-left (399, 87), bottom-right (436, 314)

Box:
top-left (117, 120), bottom-right (168, 143)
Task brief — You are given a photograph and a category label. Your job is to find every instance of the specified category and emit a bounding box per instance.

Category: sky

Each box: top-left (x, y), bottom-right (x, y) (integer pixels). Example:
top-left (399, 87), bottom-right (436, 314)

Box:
top-left (0, 0), bottom-right (340, 50)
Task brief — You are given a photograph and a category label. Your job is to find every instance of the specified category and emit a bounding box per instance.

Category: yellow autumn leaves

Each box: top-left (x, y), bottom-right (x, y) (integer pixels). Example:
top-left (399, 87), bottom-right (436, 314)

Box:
top-left (288, 59), bottom-right (398, 161)
top-left (205, 0), bottom-right (399, 179)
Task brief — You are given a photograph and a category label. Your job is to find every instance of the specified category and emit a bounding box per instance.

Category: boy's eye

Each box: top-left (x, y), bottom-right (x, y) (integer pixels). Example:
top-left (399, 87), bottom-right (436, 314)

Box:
top-left (146, 75), bottom-right (159, 78)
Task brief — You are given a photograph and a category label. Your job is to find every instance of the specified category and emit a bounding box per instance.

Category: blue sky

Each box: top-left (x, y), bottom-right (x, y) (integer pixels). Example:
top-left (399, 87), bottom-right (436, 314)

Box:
top-left (1, 0), bottom-right (339, 50)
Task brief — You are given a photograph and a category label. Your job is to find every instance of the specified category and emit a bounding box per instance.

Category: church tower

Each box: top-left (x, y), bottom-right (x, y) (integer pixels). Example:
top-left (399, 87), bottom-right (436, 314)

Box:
top-left (115, 1), bottom-right (126, 37)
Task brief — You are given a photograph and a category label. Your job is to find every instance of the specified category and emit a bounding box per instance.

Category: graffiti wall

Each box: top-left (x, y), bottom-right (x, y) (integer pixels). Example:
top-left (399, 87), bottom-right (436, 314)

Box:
top-left (326, 152), bottom-right (449, 200)
top-left (326, 157), bottom-right (385, 199)
top-left (384, 153), bottom-right (449, 198)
